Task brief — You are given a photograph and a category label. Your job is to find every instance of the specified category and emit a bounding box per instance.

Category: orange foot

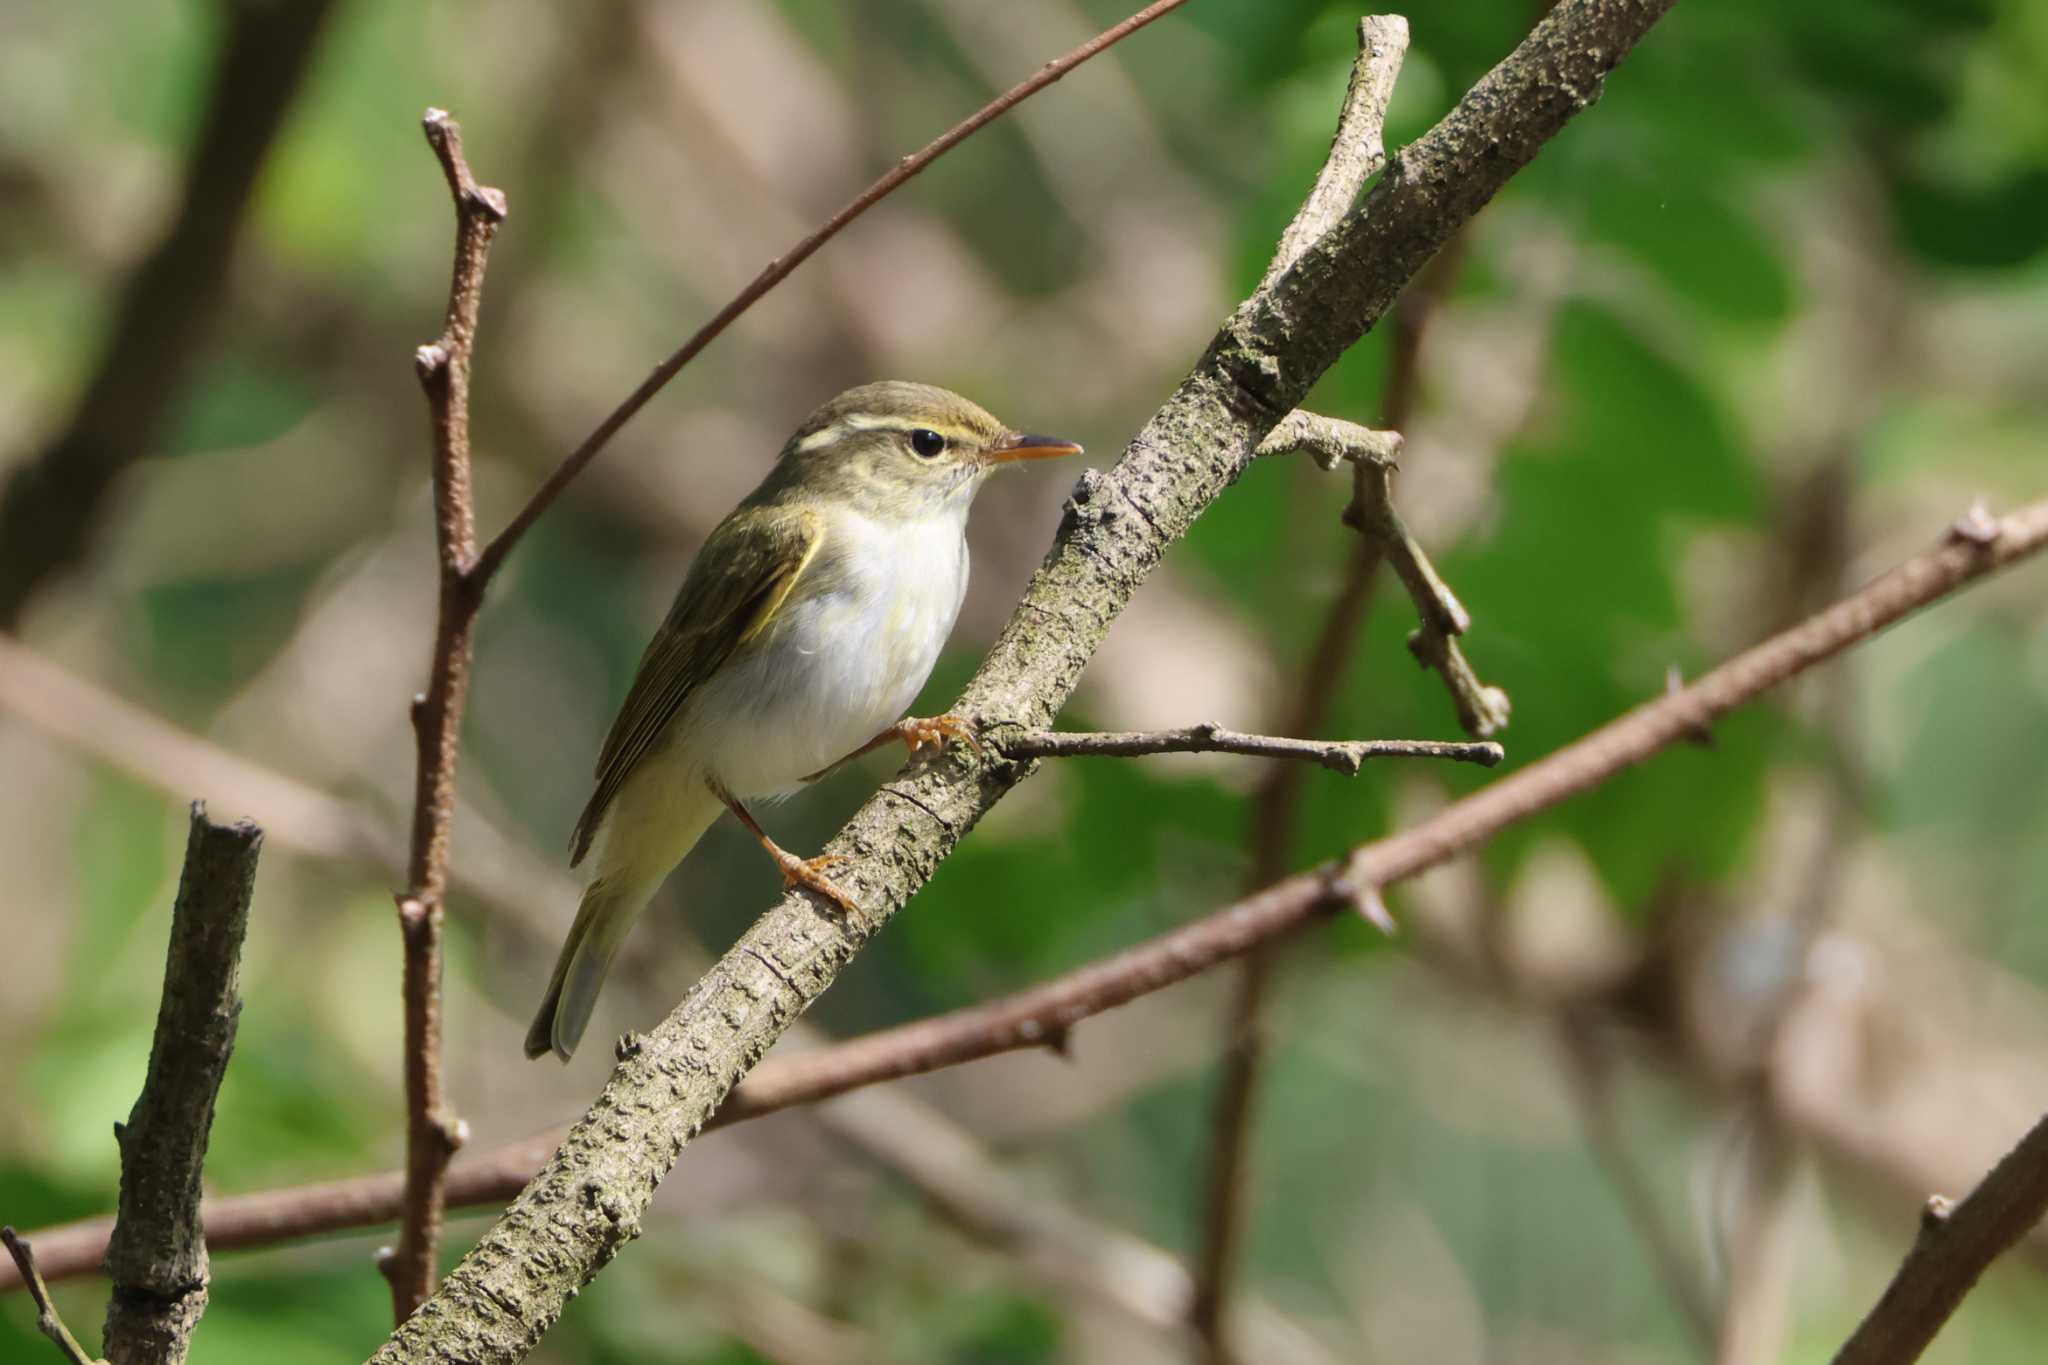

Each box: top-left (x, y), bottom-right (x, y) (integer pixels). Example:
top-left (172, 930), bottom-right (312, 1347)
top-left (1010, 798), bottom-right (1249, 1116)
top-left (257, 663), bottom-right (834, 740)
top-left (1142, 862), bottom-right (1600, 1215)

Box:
top-left (897, 713), bottom-right (985, 759)
top-left (774, 850), bottom-right (859, 913)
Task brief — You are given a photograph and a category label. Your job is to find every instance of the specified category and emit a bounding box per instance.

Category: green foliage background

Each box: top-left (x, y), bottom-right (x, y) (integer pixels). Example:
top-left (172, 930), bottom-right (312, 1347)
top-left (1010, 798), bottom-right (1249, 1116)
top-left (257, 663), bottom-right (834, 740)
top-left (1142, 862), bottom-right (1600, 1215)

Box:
top-left (3, 1), bottom-right (2046, 1361)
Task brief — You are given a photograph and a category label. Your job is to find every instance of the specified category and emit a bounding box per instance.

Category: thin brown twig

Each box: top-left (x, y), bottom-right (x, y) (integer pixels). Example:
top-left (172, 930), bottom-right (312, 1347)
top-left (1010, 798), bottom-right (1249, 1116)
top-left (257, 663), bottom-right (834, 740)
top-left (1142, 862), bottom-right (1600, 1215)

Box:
top-left (1714, 454), bottom-right (1866, 1365)
top-left (1832, 1110), bottom-right (2048, 1365)
top-left (0, 633), bottom-right (580, 949)
top-left (813, 1088), bottom-right (1346, 1364)
top-left (1556, 1013), bottom-right (1720, 1346)
top-left (13, 500), bottom-right (2038, 1300)
top-left (3, 1228), bottom-right (103, 1365)
top-left (382, 109), bottom-right (503, 1324)
top-left (994, 722), bottom-right (1501, 773)
top-left (466, 0), bottom-right (1196, 590)
top-left (1259, 406), bottom-right (1508, 736)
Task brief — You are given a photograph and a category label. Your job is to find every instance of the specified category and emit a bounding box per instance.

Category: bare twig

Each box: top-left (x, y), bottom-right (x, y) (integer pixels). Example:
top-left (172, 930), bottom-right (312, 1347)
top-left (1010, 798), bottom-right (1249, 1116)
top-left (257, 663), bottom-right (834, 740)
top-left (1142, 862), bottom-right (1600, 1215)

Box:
top-left (1832, 1110), bottom-right (2048, 1365)
top-left (0, 0), bottom-right (339, 627)
top-left (994, 722), bottom-right (1501, 773)
top-left (382, 109), bottom-right (502, 1324)
top-left (1714, 454), bottom-right (1865, 1365)
top-left (100, 804), bottom-right (261, 1365)
top-left (1261, 409), bottom-right (1509, 737)
top-left (466, 0), bottom-right (1195, 590)
top-left (366, 9), bottom-right (1189, 1321)
top-left (817, 1088), bottom-right (1349, 1365)
top-left (1556, 1014), bottom-right (1719, 1346)
top-left (1254, 410), bottom-right (1405, 472)
top-left (360, 2), bottom-right (1189, 1322)
top-left (3, 1228), bottom-right (103, 1365)
top-left (0, 634), bottom-right (579, 950)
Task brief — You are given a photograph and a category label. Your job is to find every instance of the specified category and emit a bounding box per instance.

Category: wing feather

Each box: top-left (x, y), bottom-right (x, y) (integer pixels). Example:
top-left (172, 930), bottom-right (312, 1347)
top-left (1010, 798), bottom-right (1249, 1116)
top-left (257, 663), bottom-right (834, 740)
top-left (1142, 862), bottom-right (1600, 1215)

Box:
top-left (569, 507), bottom-right (823, 864)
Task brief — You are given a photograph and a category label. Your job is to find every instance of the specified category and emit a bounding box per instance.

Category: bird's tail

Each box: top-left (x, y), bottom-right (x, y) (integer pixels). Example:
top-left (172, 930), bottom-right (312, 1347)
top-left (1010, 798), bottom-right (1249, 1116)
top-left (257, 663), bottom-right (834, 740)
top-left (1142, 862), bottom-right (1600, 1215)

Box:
top-left (524, 874), bottom-right (657, 1062)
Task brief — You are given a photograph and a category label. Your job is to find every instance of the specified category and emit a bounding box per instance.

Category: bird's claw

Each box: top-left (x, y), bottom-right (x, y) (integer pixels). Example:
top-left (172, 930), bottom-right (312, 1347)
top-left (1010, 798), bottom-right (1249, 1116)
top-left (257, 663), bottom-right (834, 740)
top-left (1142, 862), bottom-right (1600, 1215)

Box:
top-left (898, 713), bottom-right (984, 759)
top-left (777, 851), bottom-right (858, 913)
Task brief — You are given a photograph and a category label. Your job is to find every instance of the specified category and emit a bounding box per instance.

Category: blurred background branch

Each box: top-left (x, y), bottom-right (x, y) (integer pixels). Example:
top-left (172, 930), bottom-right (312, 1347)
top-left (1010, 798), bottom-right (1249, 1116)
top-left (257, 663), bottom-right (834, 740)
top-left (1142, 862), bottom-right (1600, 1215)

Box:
top-left (0, 0), bottom-right (340, 628)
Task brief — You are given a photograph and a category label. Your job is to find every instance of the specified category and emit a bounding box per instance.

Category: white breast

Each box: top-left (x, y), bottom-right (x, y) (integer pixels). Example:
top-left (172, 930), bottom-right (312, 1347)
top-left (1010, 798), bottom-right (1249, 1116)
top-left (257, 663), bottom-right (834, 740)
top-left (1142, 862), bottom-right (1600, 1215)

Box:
top-left (683, 508), bottom-right (969, 798)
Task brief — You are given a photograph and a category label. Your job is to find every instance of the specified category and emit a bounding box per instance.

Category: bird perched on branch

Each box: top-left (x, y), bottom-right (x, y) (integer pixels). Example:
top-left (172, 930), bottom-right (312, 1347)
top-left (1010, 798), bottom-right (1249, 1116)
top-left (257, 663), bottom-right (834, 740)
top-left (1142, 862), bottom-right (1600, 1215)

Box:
top-left (526, 381), bottom-right (1082, 1061)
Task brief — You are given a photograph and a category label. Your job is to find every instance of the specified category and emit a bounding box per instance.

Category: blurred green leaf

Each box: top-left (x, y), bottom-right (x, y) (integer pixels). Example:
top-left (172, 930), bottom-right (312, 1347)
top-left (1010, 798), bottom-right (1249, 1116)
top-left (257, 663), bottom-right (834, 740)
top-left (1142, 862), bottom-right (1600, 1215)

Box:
top-left (162, 354), bottom-right (317, 456)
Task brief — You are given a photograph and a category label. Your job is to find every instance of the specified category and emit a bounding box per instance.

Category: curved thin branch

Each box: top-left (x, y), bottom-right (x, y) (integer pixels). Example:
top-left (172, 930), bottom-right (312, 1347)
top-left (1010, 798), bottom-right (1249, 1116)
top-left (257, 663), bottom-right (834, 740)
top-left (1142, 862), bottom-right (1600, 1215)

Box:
top-left (1199, 167), bottom-right (1466, 1365)
top-left (467, 0), bottom-right (1196, 589)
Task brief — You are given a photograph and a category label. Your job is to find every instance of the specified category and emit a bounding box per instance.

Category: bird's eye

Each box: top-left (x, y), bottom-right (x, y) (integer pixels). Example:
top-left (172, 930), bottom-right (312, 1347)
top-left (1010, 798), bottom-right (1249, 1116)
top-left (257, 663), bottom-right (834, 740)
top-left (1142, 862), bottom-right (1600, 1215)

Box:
top-left (908, 428), bottom-right (947, 459)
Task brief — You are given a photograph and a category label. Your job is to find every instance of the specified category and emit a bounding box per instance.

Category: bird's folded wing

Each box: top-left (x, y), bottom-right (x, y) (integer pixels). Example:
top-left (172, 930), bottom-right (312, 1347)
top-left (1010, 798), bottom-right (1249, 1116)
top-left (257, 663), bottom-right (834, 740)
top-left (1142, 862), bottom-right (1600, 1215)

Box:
top-left (570, 506), bottom-right (823, 865)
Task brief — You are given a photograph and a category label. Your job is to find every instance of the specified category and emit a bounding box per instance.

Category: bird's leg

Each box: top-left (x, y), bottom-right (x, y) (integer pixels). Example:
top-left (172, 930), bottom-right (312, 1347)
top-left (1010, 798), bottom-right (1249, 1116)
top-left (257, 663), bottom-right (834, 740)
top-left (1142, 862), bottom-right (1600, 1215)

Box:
top-left (802, 714), bottom-right (984, 783)
top-left (712, 782), bottom-right (859, 913)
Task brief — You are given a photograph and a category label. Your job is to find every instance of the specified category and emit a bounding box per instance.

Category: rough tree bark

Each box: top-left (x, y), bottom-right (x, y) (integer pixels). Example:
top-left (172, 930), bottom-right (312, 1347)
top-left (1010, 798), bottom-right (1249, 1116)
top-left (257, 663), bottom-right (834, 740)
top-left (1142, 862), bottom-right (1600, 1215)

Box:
top-left (102, 804), bottom-right (262, 1365)
top-left (368, 3), bottom-right (1680, 1360)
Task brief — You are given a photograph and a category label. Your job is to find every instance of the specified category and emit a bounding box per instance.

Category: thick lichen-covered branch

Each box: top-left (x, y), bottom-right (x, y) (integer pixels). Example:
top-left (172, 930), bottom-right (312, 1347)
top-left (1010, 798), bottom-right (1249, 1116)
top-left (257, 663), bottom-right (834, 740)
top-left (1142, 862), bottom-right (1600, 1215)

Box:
top-left (370, 4), bottom-right (1679, 1360)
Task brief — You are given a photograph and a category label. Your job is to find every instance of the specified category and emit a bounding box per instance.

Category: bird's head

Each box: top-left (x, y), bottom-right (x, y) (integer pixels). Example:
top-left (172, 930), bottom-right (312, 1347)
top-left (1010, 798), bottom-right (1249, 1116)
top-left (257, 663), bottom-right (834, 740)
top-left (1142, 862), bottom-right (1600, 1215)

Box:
top-left (769, 381), bottom-right (1082, 519)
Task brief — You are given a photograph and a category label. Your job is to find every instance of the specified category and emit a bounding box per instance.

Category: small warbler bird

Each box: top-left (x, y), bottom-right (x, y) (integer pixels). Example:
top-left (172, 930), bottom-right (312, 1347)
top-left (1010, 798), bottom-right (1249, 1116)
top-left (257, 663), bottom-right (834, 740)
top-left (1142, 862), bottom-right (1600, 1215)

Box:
top-left (525, 381), bottom-right (1081, 1061)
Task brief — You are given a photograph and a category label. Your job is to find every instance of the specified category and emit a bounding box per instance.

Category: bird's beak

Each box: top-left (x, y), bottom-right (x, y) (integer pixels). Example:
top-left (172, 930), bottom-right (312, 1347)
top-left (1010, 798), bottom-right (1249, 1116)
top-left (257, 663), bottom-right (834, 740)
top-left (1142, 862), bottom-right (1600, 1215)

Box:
top-left (985, 433), bottom-right (1084, 465)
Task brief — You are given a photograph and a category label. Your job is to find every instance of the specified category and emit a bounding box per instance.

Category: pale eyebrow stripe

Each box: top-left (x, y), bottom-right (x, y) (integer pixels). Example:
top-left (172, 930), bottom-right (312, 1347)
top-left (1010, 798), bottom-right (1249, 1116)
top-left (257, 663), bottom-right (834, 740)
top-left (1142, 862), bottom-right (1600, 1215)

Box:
top-left (793, 415), bottom-right (980, 453)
